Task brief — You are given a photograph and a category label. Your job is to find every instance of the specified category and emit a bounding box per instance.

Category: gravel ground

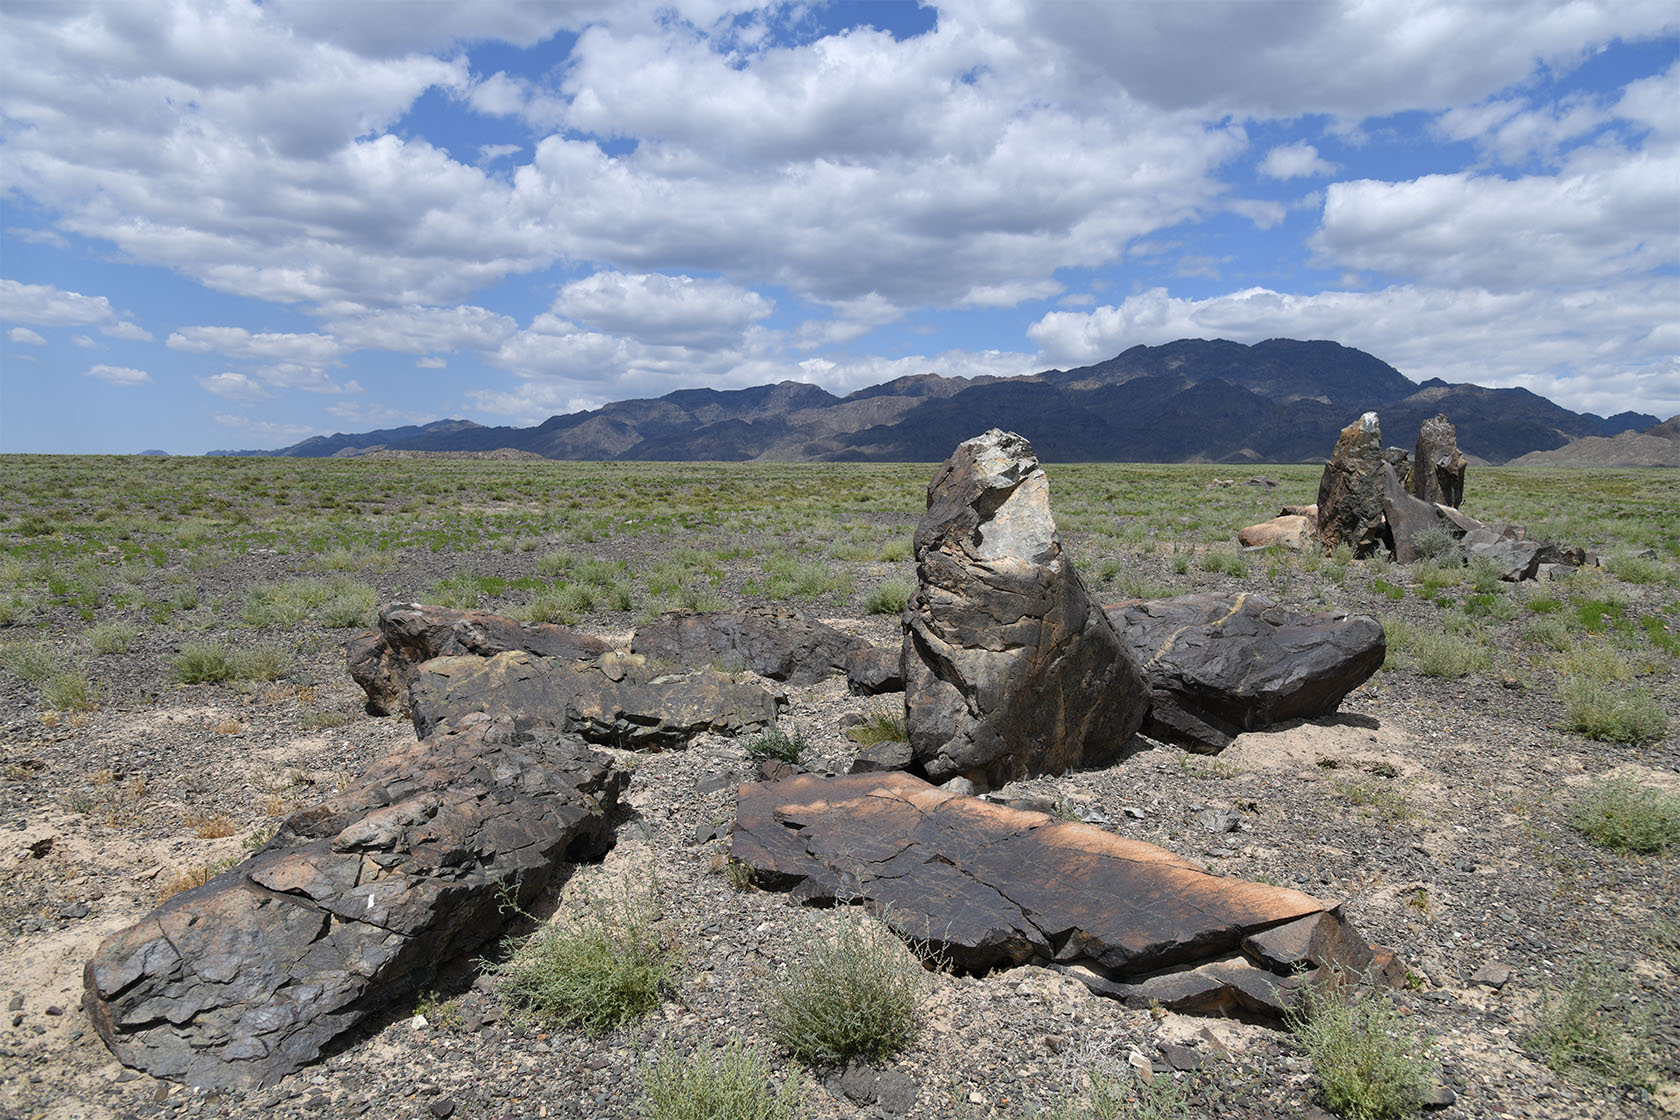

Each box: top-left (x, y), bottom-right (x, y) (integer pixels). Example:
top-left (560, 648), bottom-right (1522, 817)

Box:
top-left (2, 494), bottom-right (1677, 1120)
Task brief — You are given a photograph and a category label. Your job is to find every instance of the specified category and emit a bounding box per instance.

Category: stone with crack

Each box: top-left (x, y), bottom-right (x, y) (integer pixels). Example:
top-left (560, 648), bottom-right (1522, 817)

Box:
top-left (732, 772), bottom-right (1396, 1017)
top-left (901, 429), bottom-right (1150, 786)
top-left (83, 715), bottom-right (627, 1089)
top-left (1316, 412), bottom-right (1389, 557)
top-left (630, 605), bottom-right (866, 684)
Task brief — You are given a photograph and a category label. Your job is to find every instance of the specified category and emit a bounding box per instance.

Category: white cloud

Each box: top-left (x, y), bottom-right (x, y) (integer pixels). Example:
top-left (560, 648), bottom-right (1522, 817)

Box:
top-left (323, 305), bottom-right (518, 354)
top-left (101, 320), bottom-right (155, 341)
top-left (1259, 142), bottom-right (1337, 180)
top-left (549, 271), bottom-right (772, 348)
top-left (167, 327), bottom-right (343, 364)
top-left (72, 335), bottom-right (100, 349)
top-left (417, 356), bottom-right (446, 368)
top-left (198, 372), bottom-right (273, 402)
top-left (86, 364), bottom-right (150, 386)
top-left (7, 326), bottom-right (45, 345)
top-left (0, 280), bottom-right (147, 338)
top-left (212, 413), bottom-right (324, 442)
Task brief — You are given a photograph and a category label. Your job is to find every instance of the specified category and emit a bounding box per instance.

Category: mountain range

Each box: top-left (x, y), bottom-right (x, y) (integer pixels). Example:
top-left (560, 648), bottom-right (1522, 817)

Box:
top-left (213, 338), bottom-right (1661, 464)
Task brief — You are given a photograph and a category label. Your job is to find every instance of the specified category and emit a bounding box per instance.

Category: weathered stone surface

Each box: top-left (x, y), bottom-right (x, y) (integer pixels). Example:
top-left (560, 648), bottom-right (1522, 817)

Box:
top-left (1237, 514), bottom-right (1315, 551)
top-left (407, 650), bottom-right (783, 748)
top-left (1107, 592), bottom-right (1385, 753)
top-left (733, 772), bottom-right (1390, 1017)
top-left (1381, 464), bottom-right (1450, 564)
top-left (1412, 414), bottom-right (1467, 508)
top-left (902, 430), bottom-right (1150, 786)
top-left (348, 603), bottom-right (612, 715)
top-left (1460, 528), bottom-right (1568, 582)
top-left (630, 606), bottom-right (865, 685)
top-left (848, 740), bottom-right (913, 773)
top-left (1316, 412), bottom-right (1389, 557)
top-left (844, 645), bottom-right (905, 695)
top-left (84, 716), bottom-right (627, 1089)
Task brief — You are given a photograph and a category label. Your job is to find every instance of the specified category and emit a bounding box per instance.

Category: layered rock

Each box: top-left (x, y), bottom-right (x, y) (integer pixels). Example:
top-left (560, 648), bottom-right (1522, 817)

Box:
top-left (733, 772), bottom-right (1396, 1016)
top-left (1412, 413), bottom-right (1467, 507)
top-left (1316, 412), bottom-right (1390, 557)
top-left (347, 603), bottom-right (612, 715)
top-left (1108, 593), bottom-right (1385, 752)
top-left (901, 430), bottom-right (1150, 786)
top-left (844, 645), bottom-right (905, 696)
top-left (407, 649), bottom-right (783, 749)
top-left (84, 716), bottom-right (627, 1090)
top-left (629, 606), bottom-right (865, 685)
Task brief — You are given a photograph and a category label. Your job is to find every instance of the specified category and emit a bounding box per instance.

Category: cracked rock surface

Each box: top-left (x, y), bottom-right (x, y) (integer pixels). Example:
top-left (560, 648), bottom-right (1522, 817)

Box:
top-left (902, 429), bottom-right (1150, 786)
top-left (733, 771), bottom-right (1393, 1016)
top-left (629, 605), bottom-right (865, 685)
top-left (1107, 592), bottom-right (1386, 753)
top-left (82, 715), bottom-right (627, 1090)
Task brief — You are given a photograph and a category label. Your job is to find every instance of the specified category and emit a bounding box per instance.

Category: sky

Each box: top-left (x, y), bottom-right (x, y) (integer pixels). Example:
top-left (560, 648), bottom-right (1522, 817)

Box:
top-left (1, 0), bottom-right (1676, 455)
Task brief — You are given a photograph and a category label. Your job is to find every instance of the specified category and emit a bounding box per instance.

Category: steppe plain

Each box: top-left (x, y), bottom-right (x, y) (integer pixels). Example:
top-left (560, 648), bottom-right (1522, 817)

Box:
top-left (1, 454), bottom-right (1676, 1120)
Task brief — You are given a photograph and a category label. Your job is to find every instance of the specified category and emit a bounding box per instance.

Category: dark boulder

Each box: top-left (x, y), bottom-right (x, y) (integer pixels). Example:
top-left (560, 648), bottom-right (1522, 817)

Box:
top-left (630, 606), bottom-right (865, 684)
top-left (901, 430), bottom-right (1150, 787)
top-left (1381, 463), bottom-right (1450, 564)
top-left (1316, 412), bottom-right (1389, 557)
top-left (733, 772), bottom-right (1396, 1017)
top-left (1412, 414), bottom-right (1467, 508)
top-left (1108, 592), bottom-right (1385, 753)
top-left (84, 716), bottom-right (627, 1089)
top-left (407, 650), bottom-right (783, 749)
top-left (348, 603), bottom-right (612, 715)
top-left (844, 645), bottom-right (905, 695)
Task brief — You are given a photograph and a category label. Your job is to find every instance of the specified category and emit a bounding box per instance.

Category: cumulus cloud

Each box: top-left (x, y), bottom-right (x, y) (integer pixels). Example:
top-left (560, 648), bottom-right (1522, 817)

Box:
top-left (198, 372), bottom-right (273, 402)
top-left (417, 356), bottom-right (447, 368)
top-left (86, 364), bottom-right (150, 386)
top-left (1259, 141), bottom-right (1337, 179)
top-left (549, 271), bottom-right (772, 348)
top-left (0, 279), bottom-right (148, 338)
top-left (7, 326), bottom-right (45, 345)
top-left (322, 305), bottom-right (518, 354)
top-left (167, 327), bottom-right (343, 364)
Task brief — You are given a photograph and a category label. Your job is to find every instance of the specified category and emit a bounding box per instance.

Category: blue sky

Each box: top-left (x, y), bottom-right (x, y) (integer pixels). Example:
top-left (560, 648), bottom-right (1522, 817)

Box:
top-left (2, 0), bottom-right (1676, 454)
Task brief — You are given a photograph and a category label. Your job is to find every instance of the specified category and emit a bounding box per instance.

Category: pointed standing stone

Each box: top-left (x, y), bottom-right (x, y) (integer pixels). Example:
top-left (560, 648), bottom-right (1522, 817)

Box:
top-left (1316, 412), bottom-right (1389, 557)
top-left (1412, 414), bottom-right (1467, 508)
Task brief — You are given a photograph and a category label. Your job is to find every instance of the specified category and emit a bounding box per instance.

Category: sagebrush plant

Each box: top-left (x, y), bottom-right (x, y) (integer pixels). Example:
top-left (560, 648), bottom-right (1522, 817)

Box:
top-left (1523, 956), bottom-right (1654, 1086)
top-left (0, 641), bottom-right (56, 683)
top-left (863, 578), bottom-right (914, 616)
top-left (492, 874), bottom-right (675, 1036)
top-left (764, 907), bottom-right (927, 1065)
top-left (747, 723), bottom-right (807, 763)
top-left (642, 1038), bottom-right (799, 1120)
top-left (170, 642), bottom-right (289, 684)
top-left (846, 709), bottom-right (908, 746)
top-left (1287, 971), bottom-right (1435, 1120)
top-left (1558, 678), bottom-right (1668, 745)
top-left (1569, 773), bottom-right (1680, 853)
top-left (86, 621), bottom-right (139, 654)
top-left (1024, 1062), bottom-right (1191, 1120)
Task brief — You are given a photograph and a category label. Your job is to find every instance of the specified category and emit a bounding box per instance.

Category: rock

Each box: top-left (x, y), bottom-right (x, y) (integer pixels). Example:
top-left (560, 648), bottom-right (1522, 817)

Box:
top-left (1469, 962), bottom-right (1511, 990)
top-left (1160, 1043), bottom-right (1202, 1071)
top-left (1280, 504), bottom-right (1318, 520)
top-left (1412, 414), bottom-right (1467, 508)
top-left (1460, 528), bottom-right (1566, 582)
top-left (629, 607), bottom-right (865, 685)
top-left (1245, 476), bottom-right (1277, 488)
top-left (1316, 412), bottom-right (1389, 557)
top-left (84, 716), bottom-right (628, 1089)
top-left (1237, 514), bottom-right (1315, 551)
top-left (1197, 809), bottom-right (1241, 834)
top-left (1108, 593), bottom-right (1385, 752)
top-left (1380, 463), bottom-right (1450, 564)
top-left (406, 650), bottom-right (783, 749)
top-left (1421, 1084), bottom-right (1457, 1109)
top-left (901, 430), bottom-right (1150, 785)
top-left (732, 772), bottom-right (1393, 1019)
top-left (844, 646), bottom-right (905, 696)
top-left (348, 603), bottom-right (612, 715)
top-left (848, 740), bottom-right (914, 774)
top-left (873, 1067), bottom-right (916, 1115)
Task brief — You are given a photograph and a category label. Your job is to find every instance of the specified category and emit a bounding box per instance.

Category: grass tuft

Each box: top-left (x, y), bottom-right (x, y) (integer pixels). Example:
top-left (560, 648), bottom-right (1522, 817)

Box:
top-left (746, 723), bottom-right (807, 763)
top-left (1569, 773), bottom-right (1680, 854)
top-left (846, 709), bottom-right (908, 746)
top-left (643, 1039), bottom-right (798, 1120)
top-left (764, 908), bottom-right (926, 1066)
top-left (863, 578), bottom-right (914, 616)
top-left (1287, 972), bottom-right (1435, 1120)
top-left (1523, 956), bottom-right (1654, 1086)
top-left (1559, 679), bottom-right (1668, 745)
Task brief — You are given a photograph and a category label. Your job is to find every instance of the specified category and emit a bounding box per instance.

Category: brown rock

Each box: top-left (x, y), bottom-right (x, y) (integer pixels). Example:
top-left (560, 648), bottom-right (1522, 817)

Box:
top-left (84, 717), bottom-right (627, 1089)
top-left (901, 430), bottom-right (1150, 786)
top-left (1237, 514), bottom-right (1315, 551)
top-left (844, 645), bottom-right (905, 695)
top-left (629, 606), bottom-right (865, 684)
top-left (406, 650), bottom-right (784, 748)
top-left (1316, 412), bottom-right (1389, 557)
top-left (733, 772), bottom-right (1391, 1017)
top-left (1108, 593), bottom-right (1385, 752)
top-left (1412, 414), bottom-right (1467, 508)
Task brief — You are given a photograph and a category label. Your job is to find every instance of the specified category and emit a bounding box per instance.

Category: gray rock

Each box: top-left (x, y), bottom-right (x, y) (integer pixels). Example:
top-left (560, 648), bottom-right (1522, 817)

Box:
top-left (1108, 593), bottom-right (1386, 753)
top-left (844, 645), bottom-right (905, 696)
top-left (1316, 412), bottom-right (1389, 557)
top-left (848, 740), bottom-right (914, 774)
top-left (1412, 414), bottom-right (1467, 508)
top-left (630, 606), bottom-right (865, 685)
top-left (1381, 463), bottom-right (1449, 564)
top-left (1469, 962), bottom-right (1511, 990)
top-left (902, 430), bottom-right (1150, 786)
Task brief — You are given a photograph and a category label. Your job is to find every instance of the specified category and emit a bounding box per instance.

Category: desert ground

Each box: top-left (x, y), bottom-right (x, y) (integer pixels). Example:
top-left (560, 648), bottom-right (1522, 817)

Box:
top-left (1, 454), bottom-right (1676, 1120)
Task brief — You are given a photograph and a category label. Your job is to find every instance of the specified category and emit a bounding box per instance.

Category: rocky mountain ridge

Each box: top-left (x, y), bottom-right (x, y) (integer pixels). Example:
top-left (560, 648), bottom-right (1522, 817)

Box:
top-left (210, 338), bottom-right (1658, 465)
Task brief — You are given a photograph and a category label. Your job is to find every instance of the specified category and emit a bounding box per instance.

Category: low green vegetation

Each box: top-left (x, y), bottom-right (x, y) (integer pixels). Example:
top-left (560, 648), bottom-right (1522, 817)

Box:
top-left (1559, 679), bottom-right (1668, 745)
top-left (170, 642), bottom-right (288, 684)
top-left (746, 724), bottom-right (807, 763)
top-left (764, 908), bottom-right (927, 1065)
top-left (863, 577), bottom-right (914, 615)
top-left (642, 1039), bottom-right (798, 1120)
top-left (1569, 773), bottom-right (1680, 853)
top-left (493, 876), bottom-right (675, 1037)
top-left (846, 709), bottom-right (908, 746)
top-left (1523, 956), bottom-right (1655, 1087)
top-left (1288, 973), bottom-right (1436, 1120)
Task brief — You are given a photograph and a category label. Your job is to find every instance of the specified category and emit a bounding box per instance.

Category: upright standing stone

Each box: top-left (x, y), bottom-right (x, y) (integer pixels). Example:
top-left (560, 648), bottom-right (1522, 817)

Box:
top-left (902, 430), bottom-right (1150, 787)
top-left (1316, 412), bottom-right (1389, 557)
top-left (1412, 414), bottom-right (1467, 508)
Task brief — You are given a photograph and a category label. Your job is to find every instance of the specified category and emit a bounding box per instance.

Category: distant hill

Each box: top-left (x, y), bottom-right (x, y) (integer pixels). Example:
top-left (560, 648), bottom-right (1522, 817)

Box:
top-left (1506, 413), bottom-right (1680, 468)
top-left (215, 339), bottom-right (1659, 464)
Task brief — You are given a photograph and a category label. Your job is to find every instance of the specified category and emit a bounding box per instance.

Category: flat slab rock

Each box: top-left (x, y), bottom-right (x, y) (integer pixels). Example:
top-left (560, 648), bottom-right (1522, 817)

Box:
top-left (630, 606), bottom-right (865, 685)
top-left (348, 603), bottom-right (612, 715)
top-left (407, 649), bottom-right (784, 748)
top-left (733, 772), bottom-right (1395, 1017)
top-left (1107, 592), bottom-right (1385, 752)
top-left (84, 716), bottom-right (628, 1090)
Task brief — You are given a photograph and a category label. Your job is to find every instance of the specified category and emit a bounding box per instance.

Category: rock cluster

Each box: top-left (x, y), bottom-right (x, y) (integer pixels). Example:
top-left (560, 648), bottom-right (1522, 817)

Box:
top-left (900, 429), bottom-right (1151, 787)
top-left (733, 772), bottom-right (1398, 1016)
top-left (630, 606), bottom-right (864, 684)
top-left (84, 717), bottom-right (628, 1090)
